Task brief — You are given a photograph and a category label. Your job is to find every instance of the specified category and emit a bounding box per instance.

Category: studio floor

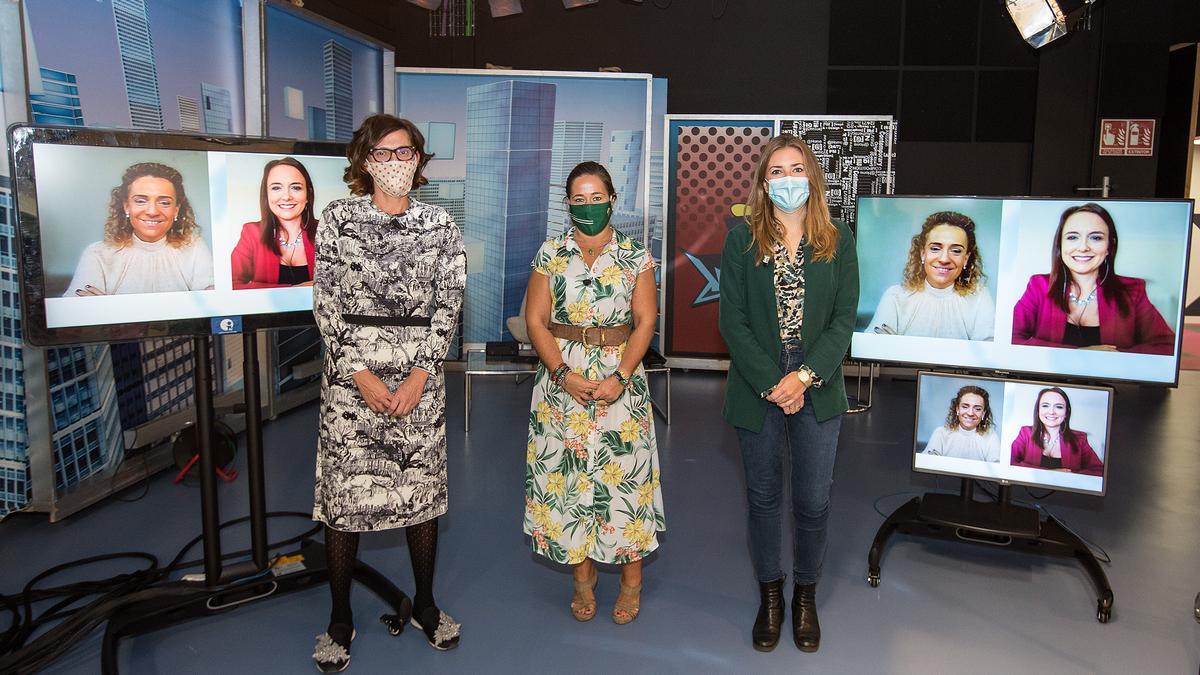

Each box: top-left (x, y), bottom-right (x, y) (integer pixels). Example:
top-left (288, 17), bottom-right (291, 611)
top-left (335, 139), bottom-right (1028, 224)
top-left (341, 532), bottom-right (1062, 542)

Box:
top-left (2, 369), bottom-right (1199, 674)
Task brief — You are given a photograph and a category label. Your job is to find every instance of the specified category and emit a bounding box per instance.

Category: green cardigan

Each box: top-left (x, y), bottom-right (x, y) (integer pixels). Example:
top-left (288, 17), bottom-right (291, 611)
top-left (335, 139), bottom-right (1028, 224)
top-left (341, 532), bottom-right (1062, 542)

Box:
top-left (718, 220), bottom-right (860, 431)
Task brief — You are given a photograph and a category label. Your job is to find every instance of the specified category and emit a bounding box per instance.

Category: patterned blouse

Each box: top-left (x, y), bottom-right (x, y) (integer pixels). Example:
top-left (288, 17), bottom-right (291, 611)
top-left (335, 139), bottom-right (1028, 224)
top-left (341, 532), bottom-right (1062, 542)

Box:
top-left (772, 236), bottom-right (822, 387)
top-left (772, 237), bottom-right (806, 341)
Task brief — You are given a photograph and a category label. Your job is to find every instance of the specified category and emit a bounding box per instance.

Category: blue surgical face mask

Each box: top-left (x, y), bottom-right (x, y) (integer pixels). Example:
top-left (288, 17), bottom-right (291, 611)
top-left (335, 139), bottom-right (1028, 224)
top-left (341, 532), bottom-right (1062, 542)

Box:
top-left (766, 176), bottom-right (810, 213)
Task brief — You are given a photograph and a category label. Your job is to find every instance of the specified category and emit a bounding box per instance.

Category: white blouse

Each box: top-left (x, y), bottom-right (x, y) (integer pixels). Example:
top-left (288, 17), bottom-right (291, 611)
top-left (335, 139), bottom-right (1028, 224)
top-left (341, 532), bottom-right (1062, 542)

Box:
top-left (923, 425), bottom-right (1001, 462)
top-left (867, 281), bottom-right (995, 341)
top-left (64, 234), bottom-right (214, 296)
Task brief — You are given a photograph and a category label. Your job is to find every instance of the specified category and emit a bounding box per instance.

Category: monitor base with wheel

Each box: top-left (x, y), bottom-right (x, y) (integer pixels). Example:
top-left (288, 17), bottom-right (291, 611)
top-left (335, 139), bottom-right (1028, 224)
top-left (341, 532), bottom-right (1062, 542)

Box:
top-left (866, 479), bottom-right (1114, 623)
top-left (99, 539), bottom-right (412, 674)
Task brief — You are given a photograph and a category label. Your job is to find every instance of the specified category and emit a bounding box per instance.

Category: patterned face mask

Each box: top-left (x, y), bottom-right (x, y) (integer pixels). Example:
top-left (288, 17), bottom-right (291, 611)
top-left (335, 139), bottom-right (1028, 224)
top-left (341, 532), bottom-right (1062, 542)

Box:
top-left (364, 158), bottom-right (418, 198)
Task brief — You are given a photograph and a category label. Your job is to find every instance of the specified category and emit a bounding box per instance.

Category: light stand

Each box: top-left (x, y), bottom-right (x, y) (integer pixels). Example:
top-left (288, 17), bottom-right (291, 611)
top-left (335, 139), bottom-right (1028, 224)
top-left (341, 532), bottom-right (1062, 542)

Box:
top-left (867, 478), bottom-right (1114, 623)
top-left (98, 330), bottom-right (413, 674)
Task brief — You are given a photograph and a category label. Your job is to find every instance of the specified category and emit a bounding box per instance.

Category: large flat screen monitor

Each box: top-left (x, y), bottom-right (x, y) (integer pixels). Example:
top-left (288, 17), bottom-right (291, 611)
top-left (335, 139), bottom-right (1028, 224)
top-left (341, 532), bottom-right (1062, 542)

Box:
top-left (7, 125), bottom-right (349, 346)
top-left (852, 196), bottom-right (1193, 385)
top-left (914, 371), bottom-right (1113, 496)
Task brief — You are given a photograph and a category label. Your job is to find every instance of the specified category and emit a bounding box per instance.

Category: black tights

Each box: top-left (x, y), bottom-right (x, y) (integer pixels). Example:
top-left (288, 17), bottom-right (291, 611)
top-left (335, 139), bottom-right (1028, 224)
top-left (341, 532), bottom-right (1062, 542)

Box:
top-left (324, 518), bottom-right (440, 630)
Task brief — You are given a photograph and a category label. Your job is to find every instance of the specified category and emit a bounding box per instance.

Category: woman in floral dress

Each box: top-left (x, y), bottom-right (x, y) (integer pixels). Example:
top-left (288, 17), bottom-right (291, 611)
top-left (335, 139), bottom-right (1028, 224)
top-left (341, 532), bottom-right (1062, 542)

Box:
top-left (523, 161), bottom-right (664, 625)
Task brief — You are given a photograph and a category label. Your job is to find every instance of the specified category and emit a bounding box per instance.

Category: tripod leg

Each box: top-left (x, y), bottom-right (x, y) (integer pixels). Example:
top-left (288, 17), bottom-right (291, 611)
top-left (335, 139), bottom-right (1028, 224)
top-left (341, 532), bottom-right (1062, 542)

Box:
top-left (867, 496), bottom-right (921, 587)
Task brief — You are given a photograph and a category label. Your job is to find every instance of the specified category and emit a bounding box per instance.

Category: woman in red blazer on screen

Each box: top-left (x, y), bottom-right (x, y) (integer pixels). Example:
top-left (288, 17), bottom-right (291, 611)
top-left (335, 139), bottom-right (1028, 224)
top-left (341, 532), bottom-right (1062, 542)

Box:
top-left (1010, 387), bottom-right (1103, 476)
top-left (1011, 202), bottom-right (1175, 354)
top-left (231, 157), bottom-right (318, 289)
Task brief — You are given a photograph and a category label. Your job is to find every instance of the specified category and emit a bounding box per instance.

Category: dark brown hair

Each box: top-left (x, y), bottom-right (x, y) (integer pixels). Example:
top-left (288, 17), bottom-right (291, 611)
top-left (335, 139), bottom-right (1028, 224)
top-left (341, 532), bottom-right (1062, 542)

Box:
top-left (1031, 387), bottom-right (1078, 455)
top-left (902, 211), bottom-right (985, 295)
top-left (744, 134), bottom-right (838, 264)
top-left (565, 161), bottom-right (617, 202)
top-left (943, 385), bottom-right (994, 434)
top-left (104, 162), bottom-right (199, 248)
top-left (343, 114), bottom-right (432, 196)
top-left (1046, 203), bottom-right (1128, 315)
top-left (258, 157), bottom-right (317, 255)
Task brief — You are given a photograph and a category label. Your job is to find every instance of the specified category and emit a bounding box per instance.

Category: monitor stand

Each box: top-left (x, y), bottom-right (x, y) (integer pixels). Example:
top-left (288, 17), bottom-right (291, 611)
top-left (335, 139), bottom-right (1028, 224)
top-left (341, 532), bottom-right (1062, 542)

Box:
top-left (867, 478), bottom-right (1114, 623)
top-left (99, 333), bottom-right (413, 674)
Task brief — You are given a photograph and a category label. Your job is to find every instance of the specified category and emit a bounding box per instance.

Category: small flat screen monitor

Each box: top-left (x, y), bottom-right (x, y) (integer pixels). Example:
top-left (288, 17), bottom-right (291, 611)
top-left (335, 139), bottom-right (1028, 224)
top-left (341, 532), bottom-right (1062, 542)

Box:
top-left (7, 125), bottom-right (349, 346)
top-left (852, 196), bottom-right (1193, 386)
top-left (914, 371), bottom-right (1113, 496)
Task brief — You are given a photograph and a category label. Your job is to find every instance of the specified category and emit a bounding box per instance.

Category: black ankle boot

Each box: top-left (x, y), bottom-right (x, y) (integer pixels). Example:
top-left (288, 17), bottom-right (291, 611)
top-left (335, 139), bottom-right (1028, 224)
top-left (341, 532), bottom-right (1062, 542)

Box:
top-left (752, 579), bottom-right (785, 652)
top-left (792, 582), bottom-right (820, 652)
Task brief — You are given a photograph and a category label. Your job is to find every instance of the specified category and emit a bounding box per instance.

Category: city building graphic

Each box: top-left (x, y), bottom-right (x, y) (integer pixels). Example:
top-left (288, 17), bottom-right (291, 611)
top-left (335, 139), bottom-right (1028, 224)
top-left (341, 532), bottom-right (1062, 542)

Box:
top-left (322, 39), bottom-right (353, 142)
top-left (546, 121), bottom-right (604, 238)
top-left (463, 80), bottom-right (555, 342)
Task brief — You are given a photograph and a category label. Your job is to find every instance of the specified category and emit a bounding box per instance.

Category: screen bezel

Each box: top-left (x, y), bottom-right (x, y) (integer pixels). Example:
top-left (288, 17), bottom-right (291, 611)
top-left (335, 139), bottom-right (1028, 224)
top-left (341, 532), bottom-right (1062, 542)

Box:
top-left (912, 371), bottom-right (1114, 497)
top-left (7, 124), bottom-right (346, 346)
top-left (851, 193), bottom-right (1194, 387)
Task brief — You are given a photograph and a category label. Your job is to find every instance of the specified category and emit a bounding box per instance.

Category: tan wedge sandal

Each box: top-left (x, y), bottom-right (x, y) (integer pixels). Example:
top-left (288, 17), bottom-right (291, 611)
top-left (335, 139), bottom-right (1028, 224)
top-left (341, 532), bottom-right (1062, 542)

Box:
top-left (571, 568), bottom-right (599, 621)
top-left (612, 581), bottom-right (642, 625)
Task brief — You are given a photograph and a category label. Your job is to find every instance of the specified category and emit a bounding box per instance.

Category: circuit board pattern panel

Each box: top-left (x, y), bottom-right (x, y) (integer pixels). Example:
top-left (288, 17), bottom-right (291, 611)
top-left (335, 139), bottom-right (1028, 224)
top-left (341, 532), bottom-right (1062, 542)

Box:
top-left (779, 119), bottom-right (896, 228)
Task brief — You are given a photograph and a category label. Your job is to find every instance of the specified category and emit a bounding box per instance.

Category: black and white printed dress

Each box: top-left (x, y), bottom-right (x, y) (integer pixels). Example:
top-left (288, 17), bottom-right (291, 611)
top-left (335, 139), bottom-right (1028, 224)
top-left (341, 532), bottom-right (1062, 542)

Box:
top-left (312, 195), bottom-right (466, 532)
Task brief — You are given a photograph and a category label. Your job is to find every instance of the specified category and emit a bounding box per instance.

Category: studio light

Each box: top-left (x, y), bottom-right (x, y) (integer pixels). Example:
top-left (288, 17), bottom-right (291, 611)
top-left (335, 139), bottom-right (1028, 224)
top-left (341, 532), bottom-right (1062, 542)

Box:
top-left (489, 0), bottom-right (522, 17)
top-left (408, 0), bottom-right (444, 9)
top-left (563, 0), bottom-right (599, 8)
top-left (1005, 0), bottom-right (1094, 49)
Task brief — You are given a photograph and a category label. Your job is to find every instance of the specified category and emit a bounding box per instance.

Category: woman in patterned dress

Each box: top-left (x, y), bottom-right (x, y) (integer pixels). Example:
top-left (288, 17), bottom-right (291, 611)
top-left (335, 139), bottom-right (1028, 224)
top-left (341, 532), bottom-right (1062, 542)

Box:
top-left (311, 114), bottom-right (466, 671)
top-left (523, 161), bottom-right (664, 625)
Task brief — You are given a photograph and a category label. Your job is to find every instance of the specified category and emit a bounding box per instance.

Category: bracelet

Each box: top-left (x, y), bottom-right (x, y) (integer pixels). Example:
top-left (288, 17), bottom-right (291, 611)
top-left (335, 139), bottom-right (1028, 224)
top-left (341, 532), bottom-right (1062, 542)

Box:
top-left (550, 363), bottom-right (571, 385)
top-left (613, 369), bottom-right (631, 388)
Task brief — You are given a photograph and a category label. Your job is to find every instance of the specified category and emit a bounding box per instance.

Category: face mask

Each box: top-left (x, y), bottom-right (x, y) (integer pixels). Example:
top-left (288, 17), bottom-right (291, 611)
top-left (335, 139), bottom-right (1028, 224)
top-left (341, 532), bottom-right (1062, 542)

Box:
top-left (568, 202), bottom-right (612, 236)
top-left (364, 158), bottom-right (417, 198)
top-left (766, 176), bottom-right (810, 213)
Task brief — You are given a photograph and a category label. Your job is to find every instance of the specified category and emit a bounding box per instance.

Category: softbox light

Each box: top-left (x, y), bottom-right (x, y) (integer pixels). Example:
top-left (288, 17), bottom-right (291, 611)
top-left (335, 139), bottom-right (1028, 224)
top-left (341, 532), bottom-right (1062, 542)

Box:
top-left (563, 0), bottom-right (599, 8)
top-left (489, 0), bottom-right (522, 17)
top-left (408, 0), bottom-right (445, 9)
top-left (1005, 0), bottom-right (1092, 48)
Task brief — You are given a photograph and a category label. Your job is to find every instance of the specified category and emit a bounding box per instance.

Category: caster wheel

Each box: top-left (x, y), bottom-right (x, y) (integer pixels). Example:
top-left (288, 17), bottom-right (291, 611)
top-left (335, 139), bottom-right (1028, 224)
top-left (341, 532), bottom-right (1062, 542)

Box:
top-left (1096, 605), bottom-right (1110, 623)
top-left (867, 573), bottom-right (881, 588)
top-left (380, 613), bottom-right (407, 635)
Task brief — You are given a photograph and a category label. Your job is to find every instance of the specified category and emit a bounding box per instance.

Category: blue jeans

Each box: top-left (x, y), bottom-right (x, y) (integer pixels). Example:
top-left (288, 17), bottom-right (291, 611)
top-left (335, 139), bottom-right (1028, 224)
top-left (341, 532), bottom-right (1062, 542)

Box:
top-left (735, 340), bottom-right (842, 585)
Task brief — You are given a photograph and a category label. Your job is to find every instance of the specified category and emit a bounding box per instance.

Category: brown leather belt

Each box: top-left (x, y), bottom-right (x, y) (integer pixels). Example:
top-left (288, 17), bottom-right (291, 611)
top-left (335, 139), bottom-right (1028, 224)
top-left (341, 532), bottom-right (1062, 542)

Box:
top-left (549, 322), bottom-right (632, 346)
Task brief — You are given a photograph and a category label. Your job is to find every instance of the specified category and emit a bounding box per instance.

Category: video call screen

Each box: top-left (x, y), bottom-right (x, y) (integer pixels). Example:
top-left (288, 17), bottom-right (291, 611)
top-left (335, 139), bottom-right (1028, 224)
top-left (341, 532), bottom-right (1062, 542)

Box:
top-left (852, 196), bottom-right (1193, 385)
top-left (9, 126), bottom-right (348, 345)
top-left (914, 372), bottom-right (1113, 496)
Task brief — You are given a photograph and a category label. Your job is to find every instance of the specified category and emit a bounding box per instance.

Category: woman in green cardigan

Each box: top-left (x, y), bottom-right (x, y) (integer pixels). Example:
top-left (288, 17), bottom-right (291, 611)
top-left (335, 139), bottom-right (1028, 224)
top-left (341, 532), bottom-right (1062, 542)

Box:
top-left (718, 134), bottom-right (859, 654)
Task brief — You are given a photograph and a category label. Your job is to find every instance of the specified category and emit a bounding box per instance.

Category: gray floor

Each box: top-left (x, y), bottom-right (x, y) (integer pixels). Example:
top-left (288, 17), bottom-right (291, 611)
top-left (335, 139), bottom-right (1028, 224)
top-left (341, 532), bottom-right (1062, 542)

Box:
top-left (2, 370), bottom-right (1199, 674)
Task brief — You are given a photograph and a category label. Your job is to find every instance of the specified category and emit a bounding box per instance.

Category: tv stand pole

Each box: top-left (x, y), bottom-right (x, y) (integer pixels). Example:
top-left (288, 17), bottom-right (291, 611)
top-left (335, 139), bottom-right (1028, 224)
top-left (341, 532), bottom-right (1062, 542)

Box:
top-left (867, 479), bottom-right (1114, 623)
top-left (99, 331), bottom-right (413, 674)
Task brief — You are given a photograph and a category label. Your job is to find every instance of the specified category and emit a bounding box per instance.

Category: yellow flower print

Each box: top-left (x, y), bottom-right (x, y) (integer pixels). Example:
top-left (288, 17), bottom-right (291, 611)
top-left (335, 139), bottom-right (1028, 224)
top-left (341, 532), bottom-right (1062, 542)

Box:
top-left (652, 469), bottom-right (661, 489)
top-left (567, 546), bottom-right (587, 565)
top-left (619, 238), bottom-right (633, 250)
top-left (526, 440), bottom-right (537, 463)
top-left (637, 482), bottom-right (655, 507)
top-left (622, 518), bottom-right (645, 543)
top-left (618, 342), bottom-right (626, 359)
top-left (600, 461), bottom-right (625, 486)
top-left (599, 265), bottom-right (621, 286)
top-left (567, 300), bottom-right (591, 324)
top-left (546, 471), bottom-right (566, 496)
top-left (575, 474), bottom-right (591, 495)
top-left (545, 255), bottom-right (569, 274)
top-left (619, 419), bottom-right (641, 444)
top-left (536, 400), bottom-right (552, 425)
top-left (530, 500), bottom-right (551, 528)
top-left (567, 410), bottom-right (591, 437)
top-left (545, 520), bottom-right (564, 540)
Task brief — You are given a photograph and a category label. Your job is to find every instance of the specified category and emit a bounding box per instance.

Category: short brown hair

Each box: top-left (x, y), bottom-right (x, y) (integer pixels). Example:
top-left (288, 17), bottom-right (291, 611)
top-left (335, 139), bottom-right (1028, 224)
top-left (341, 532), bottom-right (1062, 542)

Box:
top-left (343, 114), bottom-right (432, 196)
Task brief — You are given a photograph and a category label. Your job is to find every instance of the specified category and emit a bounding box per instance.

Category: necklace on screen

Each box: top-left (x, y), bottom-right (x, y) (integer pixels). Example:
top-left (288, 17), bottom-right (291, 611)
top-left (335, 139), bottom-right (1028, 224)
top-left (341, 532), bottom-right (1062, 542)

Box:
top-left (279, 230), bottom-right (303, 250)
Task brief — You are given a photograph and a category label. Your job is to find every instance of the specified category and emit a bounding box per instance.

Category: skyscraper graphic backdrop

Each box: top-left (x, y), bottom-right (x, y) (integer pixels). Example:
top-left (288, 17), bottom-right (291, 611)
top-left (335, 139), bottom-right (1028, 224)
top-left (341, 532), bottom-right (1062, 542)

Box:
top-left (547, 121), bottom-right (604, 238)
top-left (201, 83), bottom-right (232, 134)
top-left (111, 0), bottom-right (164, 130)
top-left (29, 69), bottom-right (84, 127)
top-left (463, 80), bottom-right (555, 342)
top-left (607, 130), bottom-right (645, 240)
top-left (0, 177), bottom-right (29, 515)
top-left (323, 40), bottom-right (353, 142)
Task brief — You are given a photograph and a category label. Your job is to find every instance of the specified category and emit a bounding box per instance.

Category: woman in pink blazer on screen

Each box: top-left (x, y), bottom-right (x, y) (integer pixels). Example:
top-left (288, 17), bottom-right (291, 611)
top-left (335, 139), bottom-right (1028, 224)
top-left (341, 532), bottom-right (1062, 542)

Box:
top-left (1010, 387), bottom-right (1103, 476)
top-left (1011, 203), bottom-right (1175, 354)
top-left (230, 157), bottom-right (318, 289)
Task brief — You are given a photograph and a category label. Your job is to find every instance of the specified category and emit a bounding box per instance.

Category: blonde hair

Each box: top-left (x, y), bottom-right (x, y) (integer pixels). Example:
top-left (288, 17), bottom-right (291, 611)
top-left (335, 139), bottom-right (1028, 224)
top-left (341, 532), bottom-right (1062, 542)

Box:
top-left (744, 134), bottom-right (838, 264)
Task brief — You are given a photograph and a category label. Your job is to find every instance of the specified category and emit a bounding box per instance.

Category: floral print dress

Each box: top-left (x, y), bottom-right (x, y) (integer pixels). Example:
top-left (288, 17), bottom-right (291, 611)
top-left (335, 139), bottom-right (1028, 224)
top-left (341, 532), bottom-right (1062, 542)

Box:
top-left (523, 228), bottom-right (665, 565)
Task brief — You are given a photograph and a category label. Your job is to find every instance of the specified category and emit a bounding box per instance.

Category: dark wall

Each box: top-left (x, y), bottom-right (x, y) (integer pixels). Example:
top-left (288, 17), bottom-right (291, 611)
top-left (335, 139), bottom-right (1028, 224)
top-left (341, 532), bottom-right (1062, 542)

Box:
top-left (306, 0), bottom-right (1197, 199)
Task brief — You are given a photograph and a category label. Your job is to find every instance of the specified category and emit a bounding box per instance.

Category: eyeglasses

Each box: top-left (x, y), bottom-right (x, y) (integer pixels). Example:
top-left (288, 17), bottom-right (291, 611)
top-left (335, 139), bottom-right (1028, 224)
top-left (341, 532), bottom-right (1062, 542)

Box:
top-left (369, 146), bottom-right (417, 163)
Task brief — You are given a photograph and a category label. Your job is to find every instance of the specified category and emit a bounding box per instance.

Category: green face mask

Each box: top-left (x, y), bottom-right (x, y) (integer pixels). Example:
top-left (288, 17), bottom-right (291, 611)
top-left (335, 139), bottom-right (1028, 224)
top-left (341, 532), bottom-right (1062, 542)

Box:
top-left (568, 202), bottom-right (612, 236)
